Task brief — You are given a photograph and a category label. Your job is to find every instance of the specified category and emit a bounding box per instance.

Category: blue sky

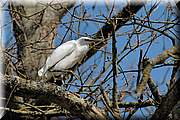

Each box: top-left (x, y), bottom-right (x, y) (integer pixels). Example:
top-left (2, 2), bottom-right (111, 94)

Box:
top-left (57, 1), bottom-right (175, 118)
top-left (57, 1), bottom-right (174, 86)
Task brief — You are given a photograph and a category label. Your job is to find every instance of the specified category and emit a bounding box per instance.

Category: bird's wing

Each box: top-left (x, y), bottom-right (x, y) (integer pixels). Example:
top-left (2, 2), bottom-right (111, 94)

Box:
top-left (43, 40), bottom-right (76, 72)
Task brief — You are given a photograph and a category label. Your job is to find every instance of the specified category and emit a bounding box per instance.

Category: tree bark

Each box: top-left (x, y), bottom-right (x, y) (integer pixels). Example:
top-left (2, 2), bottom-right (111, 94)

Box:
top-left (4, 74), bottom-right (109, 120)
top-left (9, 1), bottom-right (76, 80)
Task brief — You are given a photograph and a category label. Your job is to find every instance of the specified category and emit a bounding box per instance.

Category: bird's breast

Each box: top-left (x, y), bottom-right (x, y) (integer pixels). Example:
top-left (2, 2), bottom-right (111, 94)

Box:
top-left (76, 45), bottom-right (89, 55)
top-left (52, 45), bottom-right (89, 70)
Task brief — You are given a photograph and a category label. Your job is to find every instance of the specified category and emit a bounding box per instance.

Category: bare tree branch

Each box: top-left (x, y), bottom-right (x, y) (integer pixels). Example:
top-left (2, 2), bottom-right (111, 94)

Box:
top-left (84, 1), bottom-right (145, 62)
top-left (136, 46), bottom-right (180, 95)
top-left (3, 74), bottom-right (109, 120)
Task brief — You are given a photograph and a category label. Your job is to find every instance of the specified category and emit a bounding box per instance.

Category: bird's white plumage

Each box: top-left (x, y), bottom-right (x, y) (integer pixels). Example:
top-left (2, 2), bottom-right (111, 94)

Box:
top-left (38, 37), bottom-right (93, 77)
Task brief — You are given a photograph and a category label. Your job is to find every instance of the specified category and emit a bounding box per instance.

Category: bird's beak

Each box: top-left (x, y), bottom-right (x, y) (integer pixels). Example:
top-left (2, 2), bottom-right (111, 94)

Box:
top-left (85, 38), bottom-right (103, 42)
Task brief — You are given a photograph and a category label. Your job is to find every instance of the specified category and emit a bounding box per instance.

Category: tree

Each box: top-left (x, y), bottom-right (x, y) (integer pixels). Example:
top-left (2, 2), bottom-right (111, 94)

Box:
top-left (1, 0), bottom-right (180, 120)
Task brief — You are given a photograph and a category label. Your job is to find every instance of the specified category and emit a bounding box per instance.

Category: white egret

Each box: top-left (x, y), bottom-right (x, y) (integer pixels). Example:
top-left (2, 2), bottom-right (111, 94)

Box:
top-left (38, 37), bottom-right (97, 78)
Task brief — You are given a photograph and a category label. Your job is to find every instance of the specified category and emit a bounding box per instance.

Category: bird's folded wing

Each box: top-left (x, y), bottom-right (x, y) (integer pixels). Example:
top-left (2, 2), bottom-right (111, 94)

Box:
top-left (44, 40), bottom-right (76, 71)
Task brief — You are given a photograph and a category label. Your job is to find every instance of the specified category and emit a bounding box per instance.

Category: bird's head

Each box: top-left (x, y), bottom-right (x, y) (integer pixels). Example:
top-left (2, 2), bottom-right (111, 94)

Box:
top-left (77, 37), bottom-right (94, 44)
top-left (77, 37), bottom-right (101, 46)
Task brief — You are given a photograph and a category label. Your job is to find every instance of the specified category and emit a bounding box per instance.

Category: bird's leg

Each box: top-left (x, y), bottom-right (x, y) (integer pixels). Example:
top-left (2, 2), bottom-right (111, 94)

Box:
top-left (60, 74), bottom-right (65, 84)
top-left (54, 75), bottom-right (66, 91)
top-left (49, 72), bottom-right (63, 86)
top-left (51, 73), bottom-right (57, 83)
top-left (77, 56), bottom-right (85, 65)
top-left (67, 70), bottom-right (80, 80)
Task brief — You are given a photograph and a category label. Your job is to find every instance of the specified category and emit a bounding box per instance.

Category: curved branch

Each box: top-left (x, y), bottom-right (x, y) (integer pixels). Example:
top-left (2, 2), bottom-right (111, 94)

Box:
top-left (136, 46), bottom-right (180, 95)
top-left (4, 75), bottom-right (109, 120)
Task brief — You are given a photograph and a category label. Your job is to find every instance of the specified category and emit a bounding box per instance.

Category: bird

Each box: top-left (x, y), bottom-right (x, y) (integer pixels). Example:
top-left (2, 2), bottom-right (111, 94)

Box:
top-left (38, 37), bottom-right (98, 80)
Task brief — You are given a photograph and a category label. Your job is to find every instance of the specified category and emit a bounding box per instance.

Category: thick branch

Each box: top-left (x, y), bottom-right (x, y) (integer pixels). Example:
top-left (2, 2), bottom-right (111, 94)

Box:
top-left (150, 77), bottom-right (180, 120)
top-left (3, 75), bottom-right (108, 120)
top-left (147, 77), bottom-right (161, 103)
top-left (136, 46), bottom-right (179, 95)
top-left (111, 24), bottom-right (118, 111)
top-left (118, 100), bottom-right (155, 108)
